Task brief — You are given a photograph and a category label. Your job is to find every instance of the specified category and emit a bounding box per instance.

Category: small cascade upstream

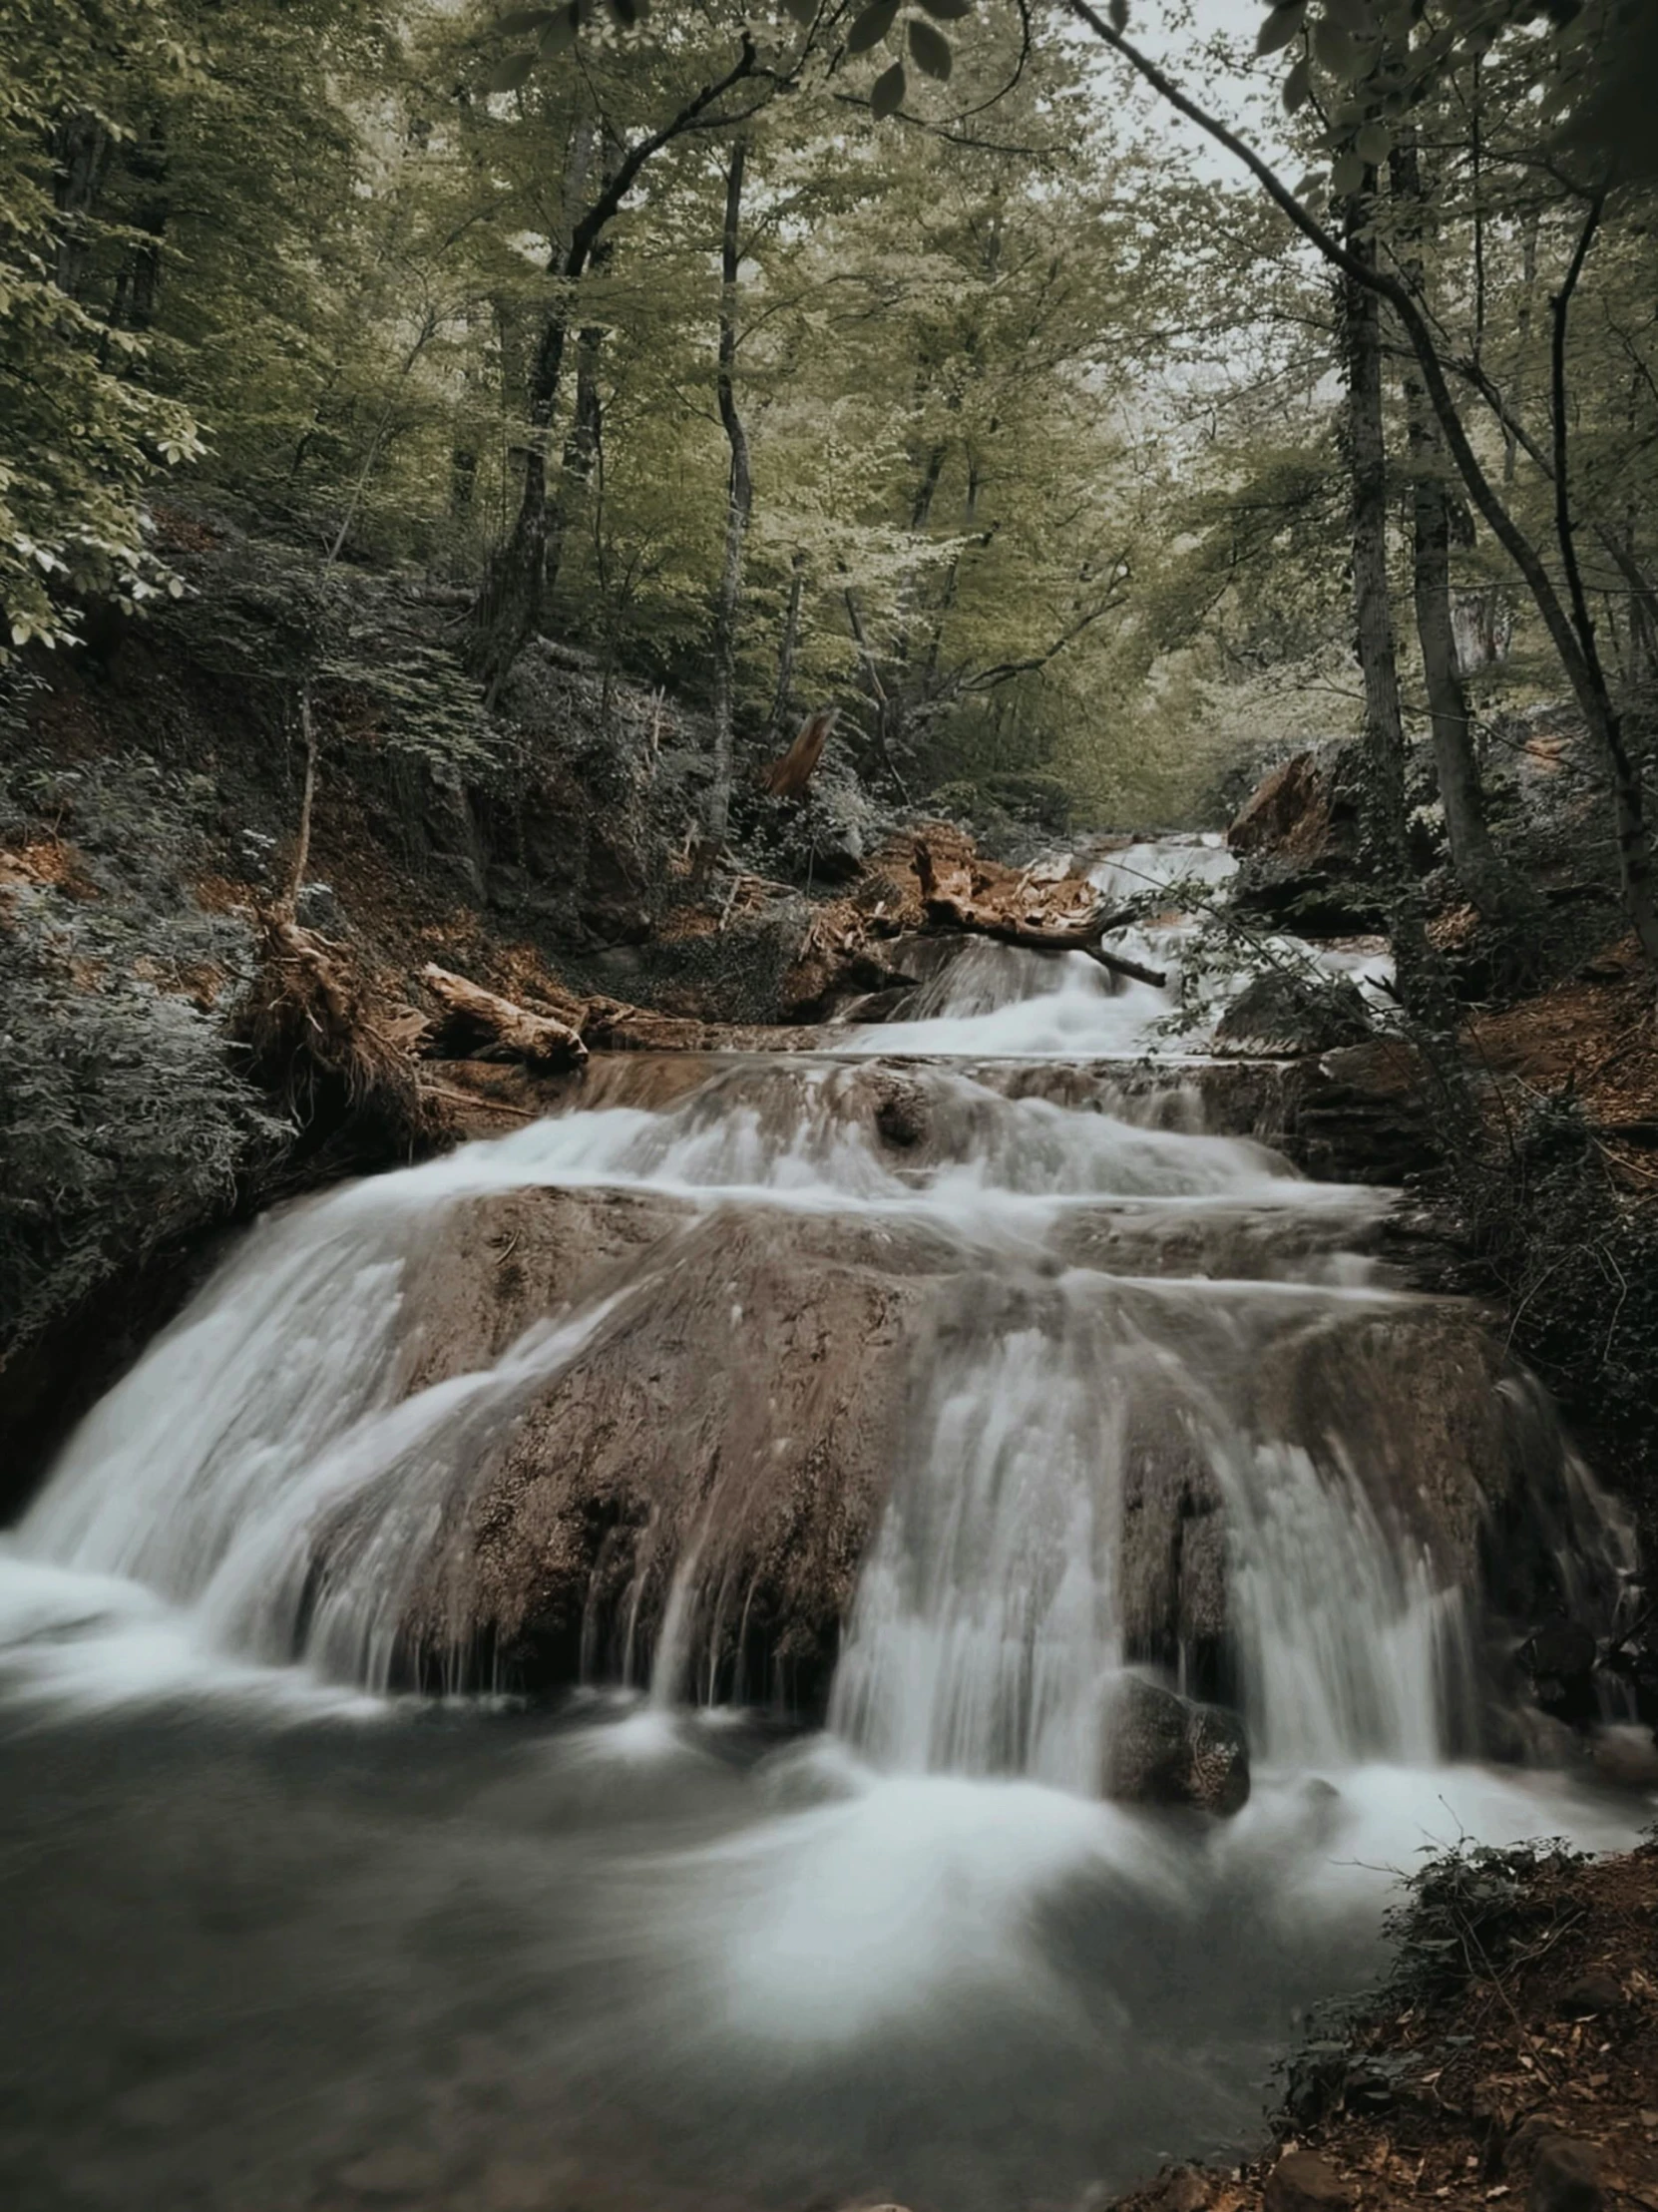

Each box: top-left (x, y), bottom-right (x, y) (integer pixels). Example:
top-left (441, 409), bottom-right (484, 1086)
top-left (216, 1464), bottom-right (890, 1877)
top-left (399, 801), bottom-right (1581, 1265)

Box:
top-left (0, 832), bottom-right (1645, 2212)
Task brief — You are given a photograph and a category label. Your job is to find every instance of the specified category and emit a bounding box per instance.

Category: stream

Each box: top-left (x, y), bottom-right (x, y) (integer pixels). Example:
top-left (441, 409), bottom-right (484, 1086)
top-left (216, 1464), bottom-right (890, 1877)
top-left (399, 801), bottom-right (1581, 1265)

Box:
top-left (0, 836), bottom-right (1647, 2212)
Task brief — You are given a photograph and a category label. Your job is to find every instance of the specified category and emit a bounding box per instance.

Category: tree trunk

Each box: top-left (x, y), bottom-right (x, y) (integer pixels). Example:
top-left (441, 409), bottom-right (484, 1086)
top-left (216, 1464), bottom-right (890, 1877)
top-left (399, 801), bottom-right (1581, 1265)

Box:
top-left (1504, 213), bottom-right (1540, 489)
top-left (1389, 131), bottom-right (1509, 920)
top-left (1341, 199), bottom-right (1432, 1006)
top-left (543, 228), bottom-right (613, 616)
top-left (280, 679), bottom-right (318, 919)
top-left (704, 136), bottom-right (753, 859)
top-left (467, 117), bottom-right (594, 690)
top-left (118, 125), bottom-right (169, 332)
top-left (1547, 200), bottom-right (1658, 973)
top-left (763, 550), bottom-right (806, 749)
top-left (52, 110), bottom-right (110, 299)
top-left (760, 707), bottom-right (837, 800)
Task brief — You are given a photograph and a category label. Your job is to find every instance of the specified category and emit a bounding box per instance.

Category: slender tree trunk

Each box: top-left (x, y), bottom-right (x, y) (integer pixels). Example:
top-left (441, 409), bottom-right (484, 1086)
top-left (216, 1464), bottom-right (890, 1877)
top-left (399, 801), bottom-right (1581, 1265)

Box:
top-left (1504, 213), bottom-right (1540, 489)
top-left (844, 587), bottom-right (910, 799)
top-left (467, 117), bottom-right (595, 688)
top-left (705, 136), bottom-right (753, 858)
top-left (469, 297), bottom-right (575, 690)
top-left (1403, 377), bottom-right (1510, 914)
top-left (280, 680), bottom-right (318, 918)
top-left (924, 455), bottom-right (981, 686)
top-left (52, 110), bottom-right (110, 298)
top-left (1547, 200), bottom-right (1658, 971)
top-left (763, 550), bottom-right (806, 749)
top-left (328, 314), bottom-right (436, 565)
top-left (1389, 131), bottom-right (1508, 919)
top-left (116, 125), bottom-right (169, 333)
top-left (543, 228), bottom-right (614, 616)
top-left (468, 39), bottom-right (758, 696)
top-left (1341, 200), bottom-right (1432, 1005)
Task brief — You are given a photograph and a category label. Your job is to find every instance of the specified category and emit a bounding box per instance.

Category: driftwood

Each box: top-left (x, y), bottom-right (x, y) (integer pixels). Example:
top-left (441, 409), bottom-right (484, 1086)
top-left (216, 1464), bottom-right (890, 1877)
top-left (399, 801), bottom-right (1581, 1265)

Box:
top-left (913, 836), bottom-right (1166, 989)
top-left (758, 706), bottom-right (837, 799)
top-left (422, 964), bottom-right (589, 1070)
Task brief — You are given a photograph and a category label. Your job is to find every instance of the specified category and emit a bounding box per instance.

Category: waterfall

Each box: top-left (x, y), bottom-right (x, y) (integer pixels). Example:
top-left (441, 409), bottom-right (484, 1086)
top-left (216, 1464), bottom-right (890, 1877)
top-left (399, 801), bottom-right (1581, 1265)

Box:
top-left (2, 836), bottom-right (1630, 1779)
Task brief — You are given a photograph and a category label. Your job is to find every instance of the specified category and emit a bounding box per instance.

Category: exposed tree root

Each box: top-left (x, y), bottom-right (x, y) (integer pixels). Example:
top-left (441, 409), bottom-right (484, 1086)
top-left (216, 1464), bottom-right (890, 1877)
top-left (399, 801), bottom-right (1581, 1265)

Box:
top-left (239, 911), bottom-right (427, 1144)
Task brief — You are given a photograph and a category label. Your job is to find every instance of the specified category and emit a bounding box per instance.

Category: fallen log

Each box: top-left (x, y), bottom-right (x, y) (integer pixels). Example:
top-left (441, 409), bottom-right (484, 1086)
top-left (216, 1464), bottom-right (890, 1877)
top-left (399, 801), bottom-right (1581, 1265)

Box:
top-left (421, 964), bottom-right (589, 1070)
top-left (913, 836), bottom-right (1166, 989)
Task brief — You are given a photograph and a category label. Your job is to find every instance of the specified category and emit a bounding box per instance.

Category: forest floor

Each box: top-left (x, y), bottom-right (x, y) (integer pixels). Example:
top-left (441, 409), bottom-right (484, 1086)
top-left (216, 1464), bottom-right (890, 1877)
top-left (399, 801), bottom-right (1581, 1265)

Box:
top-left (1466, 938), bottom-right (1658, 1193)
top-left (1119, 1842), bottom-right (1658, 2212)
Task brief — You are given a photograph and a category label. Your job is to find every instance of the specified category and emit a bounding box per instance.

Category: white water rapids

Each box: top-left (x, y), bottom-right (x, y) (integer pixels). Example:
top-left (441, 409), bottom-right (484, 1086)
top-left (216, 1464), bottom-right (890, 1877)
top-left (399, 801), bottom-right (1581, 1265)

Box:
top-left (0, 834), bottom-right (1645, 2212)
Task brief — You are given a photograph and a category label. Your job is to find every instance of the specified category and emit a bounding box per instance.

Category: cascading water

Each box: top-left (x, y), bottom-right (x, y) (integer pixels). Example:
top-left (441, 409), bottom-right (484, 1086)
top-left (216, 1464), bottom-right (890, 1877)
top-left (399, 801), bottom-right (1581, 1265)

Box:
top-left (0, 833), bottom-right (1643, 2212)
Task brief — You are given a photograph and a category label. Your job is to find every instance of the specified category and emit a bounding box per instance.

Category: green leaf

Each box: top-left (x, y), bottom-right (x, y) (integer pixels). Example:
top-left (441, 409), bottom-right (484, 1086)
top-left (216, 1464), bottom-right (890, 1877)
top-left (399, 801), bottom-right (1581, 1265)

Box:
top-left (1312, 15), bottom-right (1359, 73)
top-left (908, 18), bottom-right (953, 78)
top-left (485, 49), bottom-right (537, 89)
top-left (1283, 54), bottom-right (1313, 110)
top-left (1108, 0), bottom-right (1128, 27)
top-left (1355, 119), bottom-right (1391, 161)
top-left (918, 0), bottom-right (973, 17)
top-left (870, 58), bottom-right (907, 115)
top-left (1323, 0), bottom-right (1374, 32)
top-left (1331, 148), bottom-right (1367, 194)
top-left (497, 6), bottom-right (558, 30)
top-left (1256, 5), bottom-right (1306, 58)
top-left (607, 0), bottom-right (642, 25)
top-left (778, 0), bottom-right (818, 21)
top-left (847, 0), bottom-right (901, 53)
top-left (539, 4), bottom-right (581, 48)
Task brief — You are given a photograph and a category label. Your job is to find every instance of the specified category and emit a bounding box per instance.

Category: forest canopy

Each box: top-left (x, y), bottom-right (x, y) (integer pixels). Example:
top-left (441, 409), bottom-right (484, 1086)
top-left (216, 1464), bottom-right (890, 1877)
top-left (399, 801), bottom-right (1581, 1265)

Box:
top-left (4, 0), bottom-right (1656, 849)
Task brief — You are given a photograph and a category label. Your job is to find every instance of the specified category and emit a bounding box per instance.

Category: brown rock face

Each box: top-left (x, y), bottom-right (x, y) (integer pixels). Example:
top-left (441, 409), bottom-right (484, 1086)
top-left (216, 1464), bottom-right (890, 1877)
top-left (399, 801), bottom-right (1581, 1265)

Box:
top-left (256, 1053), bottom-right (1628, 1741)
top-left (376, 1190), bottom-right (967, 1700)
top-left (284, 1140), bottom-right (1619, 1733)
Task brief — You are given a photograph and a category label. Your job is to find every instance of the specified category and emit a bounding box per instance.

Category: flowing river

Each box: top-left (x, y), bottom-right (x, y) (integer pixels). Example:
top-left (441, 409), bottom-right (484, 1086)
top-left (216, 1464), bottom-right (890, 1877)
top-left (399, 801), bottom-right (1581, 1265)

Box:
top-left (0, 837), bottom-right (1646, 2212)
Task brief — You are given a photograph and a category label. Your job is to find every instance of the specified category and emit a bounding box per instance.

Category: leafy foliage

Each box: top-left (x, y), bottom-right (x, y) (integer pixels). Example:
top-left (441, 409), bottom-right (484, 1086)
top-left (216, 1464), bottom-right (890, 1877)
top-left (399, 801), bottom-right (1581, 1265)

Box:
top-left (0, 2), bottom-right (204, 655)
top-left (0, 746), bottom-right (287, 1352)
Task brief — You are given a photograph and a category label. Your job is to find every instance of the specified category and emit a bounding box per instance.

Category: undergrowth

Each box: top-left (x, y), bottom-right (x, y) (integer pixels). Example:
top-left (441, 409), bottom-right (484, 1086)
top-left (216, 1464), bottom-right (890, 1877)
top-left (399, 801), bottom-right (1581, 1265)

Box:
top-left (1438, 1097), bottom-right (1658, 1542)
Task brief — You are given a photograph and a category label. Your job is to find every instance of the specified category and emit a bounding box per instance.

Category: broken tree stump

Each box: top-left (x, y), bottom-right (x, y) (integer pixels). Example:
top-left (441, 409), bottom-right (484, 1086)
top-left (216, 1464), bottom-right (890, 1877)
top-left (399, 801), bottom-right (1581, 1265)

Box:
top-left (758, 707), bottom-right (838, 799)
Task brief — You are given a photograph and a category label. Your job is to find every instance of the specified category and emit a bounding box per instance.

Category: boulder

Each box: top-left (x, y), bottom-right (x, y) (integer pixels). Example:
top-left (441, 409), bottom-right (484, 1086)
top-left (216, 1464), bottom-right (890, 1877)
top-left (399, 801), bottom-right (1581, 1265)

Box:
top-left (1264, 2150), bottom-right (1353, 2212)
top-left (1527, 2137), bottom-right (1603, 2212)
top-left (1588, 1724), bottom-right (1658, 1790)
top-left (377, 1189), bottom-right (961, 1701)
top-left (1101, 1675), bottom-right (1250, 1816)
top-left (1555, 1970), bottom-right (1622, 2019)
top-left (1269, 1036), bottom-right (1442, 1183)
top-left (1143, 2170), bottom-right (1214, 2212)
top-left (873, 1078), bottom-right (930, 1149)
top-left (1213, 970), bottom-right (1372, 1058)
